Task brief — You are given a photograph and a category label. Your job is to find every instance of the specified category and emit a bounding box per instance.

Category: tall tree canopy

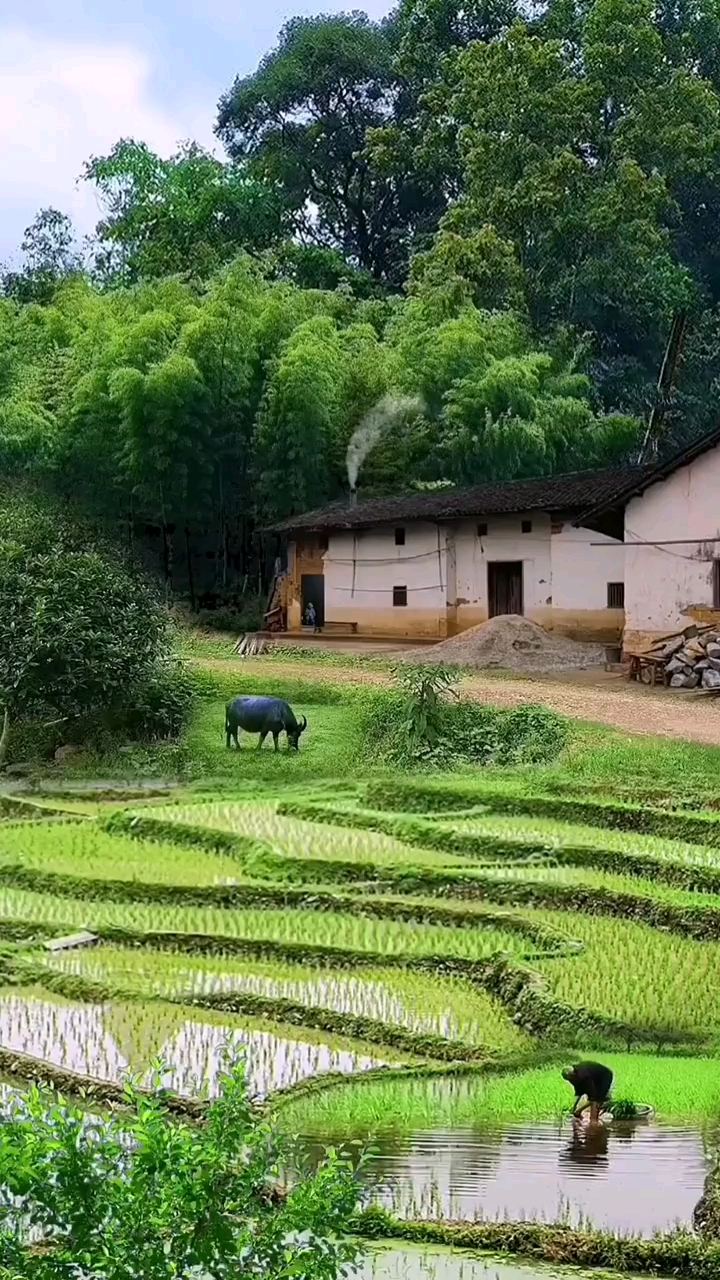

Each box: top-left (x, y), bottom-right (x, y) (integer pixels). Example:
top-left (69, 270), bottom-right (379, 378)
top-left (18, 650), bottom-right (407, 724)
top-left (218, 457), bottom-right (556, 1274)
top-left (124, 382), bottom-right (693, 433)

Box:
top-left (215, 13), bottom-right (441, 284)
top-left (84, 140), bottom-right (285, 285)
top-left (7, 0), bottom-right (720, 602)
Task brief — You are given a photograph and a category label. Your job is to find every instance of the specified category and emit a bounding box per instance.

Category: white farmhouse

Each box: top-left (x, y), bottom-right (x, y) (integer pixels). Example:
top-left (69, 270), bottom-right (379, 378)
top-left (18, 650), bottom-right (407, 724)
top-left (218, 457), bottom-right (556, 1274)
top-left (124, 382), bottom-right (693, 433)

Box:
top-left (272, 467), bottom-right (633, 644)
top-left (581, 427), bottom-right (720, 650)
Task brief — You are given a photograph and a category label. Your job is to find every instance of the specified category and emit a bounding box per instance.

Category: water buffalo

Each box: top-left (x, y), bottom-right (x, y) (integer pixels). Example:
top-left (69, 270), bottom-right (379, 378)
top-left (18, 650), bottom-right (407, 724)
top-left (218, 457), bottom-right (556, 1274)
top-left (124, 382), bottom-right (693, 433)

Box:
top-left (225, 695), bottom-right (307, 752)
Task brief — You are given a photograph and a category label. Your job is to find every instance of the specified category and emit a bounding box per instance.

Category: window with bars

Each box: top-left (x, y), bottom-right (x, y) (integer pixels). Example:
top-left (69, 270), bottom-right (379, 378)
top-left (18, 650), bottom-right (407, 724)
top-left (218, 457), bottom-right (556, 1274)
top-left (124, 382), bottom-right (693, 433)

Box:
top-left (393, 585), bottom-right (408, 607)
top-left (521, 519), bottom-right (532, 534)
top-left (607, 582), bottom-right (625, 609)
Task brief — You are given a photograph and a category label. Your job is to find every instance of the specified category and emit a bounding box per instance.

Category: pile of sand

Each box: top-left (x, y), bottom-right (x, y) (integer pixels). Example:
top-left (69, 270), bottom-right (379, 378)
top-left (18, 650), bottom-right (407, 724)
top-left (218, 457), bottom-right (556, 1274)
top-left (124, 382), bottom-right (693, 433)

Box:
top-left (413, 615), bottom-right (605, 673)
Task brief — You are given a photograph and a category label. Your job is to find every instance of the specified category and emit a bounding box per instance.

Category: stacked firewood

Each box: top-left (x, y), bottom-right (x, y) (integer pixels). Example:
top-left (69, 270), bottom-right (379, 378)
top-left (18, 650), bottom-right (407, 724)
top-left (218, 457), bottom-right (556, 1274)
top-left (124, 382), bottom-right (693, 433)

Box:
top-left (646, 625), bottom-right (720, 689)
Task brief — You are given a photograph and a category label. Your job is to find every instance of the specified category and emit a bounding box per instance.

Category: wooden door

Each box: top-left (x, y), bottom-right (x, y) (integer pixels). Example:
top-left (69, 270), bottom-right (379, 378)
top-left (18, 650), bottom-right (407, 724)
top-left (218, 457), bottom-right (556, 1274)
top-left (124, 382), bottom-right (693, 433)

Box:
top-left (488, 561), bottom-right (523, 617)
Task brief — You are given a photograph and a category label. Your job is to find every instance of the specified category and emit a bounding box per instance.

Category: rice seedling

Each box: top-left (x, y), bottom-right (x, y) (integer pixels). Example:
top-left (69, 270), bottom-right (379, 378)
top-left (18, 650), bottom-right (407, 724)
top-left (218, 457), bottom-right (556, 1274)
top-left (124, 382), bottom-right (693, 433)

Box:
top-left (532, 909), bottom-right (720, 1038)
top-left (433, 811), bottom-right (720, 870)
top-left (149, 802), bottom-right (470, 869)
top-left (277, 1055), bottom-right (720, 1134)
top-left (43, 946), bottom-right (530, 1051)
top-left (0, 821), bottom-right (244, 886)
top-left (466, 862), bottom-right (720, 909)
top-left (0, 885), bottom-right (533, 960)
top-left (0, 986), bottom-right (400, 1100)
top-left (356, 1243), bottom-right (551, 1280)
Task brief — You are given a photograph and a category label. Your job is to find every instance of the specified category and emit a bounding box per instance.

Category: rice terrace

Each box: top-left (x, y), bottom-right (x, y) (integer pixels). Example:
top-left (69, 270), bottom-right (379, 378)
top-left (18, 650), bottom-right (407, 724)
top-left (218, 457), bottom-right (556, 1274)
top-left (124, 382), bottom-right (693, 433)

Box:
top-left (4, 632), bottom-right (720, 1278)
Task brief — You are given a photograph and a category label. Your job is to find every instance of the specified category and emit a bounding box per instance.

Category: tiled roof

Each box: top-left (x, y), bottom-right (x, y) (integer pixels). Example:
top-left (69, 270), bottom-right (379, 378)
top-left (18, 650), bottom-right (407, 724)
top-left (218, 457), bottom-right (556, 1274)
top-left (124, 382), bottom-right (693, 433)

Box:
top-left (269, 465), bottom-right (651, 533)
top-left (577, 424), bottom-right (720, 524)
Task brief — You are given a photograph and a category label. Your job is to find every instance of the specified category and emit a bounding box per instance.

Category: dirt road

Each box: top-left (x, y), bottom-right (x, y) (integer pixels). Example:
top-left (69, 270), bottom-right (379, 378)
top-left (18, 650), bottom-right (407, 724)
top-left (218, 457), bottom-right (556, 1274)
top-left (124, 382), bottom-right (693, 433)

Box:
top-left (199, 655), bottom-right (720, 747)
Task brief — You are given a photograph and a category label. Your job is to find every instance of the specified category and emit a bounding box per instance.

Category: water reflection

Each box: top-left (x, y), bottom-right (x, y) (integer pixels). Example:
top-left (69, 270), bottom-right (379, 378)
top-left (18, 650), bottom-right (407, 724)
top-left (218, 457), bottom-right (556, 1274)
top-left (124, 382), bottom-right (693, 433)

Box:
top-left (296, 1119), bottom-right (711, 1234)
top-left (559, 1118), bottom-right (610, 1171)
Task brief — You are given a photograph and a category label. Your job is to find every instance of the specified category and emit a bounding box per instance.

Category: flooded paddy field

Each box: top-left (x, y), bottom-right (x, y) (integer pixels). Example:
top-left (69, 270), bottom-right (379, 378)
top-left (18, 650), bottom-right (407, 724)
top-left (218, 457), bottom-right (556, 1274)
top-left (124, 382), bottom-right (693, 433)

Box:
top-left (282, 1061), bottom-right (720, 1235)
top-left (44, 945), bottom-right (530, 1050)
top-left (148, 800), bottom-right (478, 869)
top-left (0, 987), bottom-right (406, 1099)
top-left (300, 1118), bottom-right (711, 1234)
top-left (356, 1243), bottom-right (610, 1280)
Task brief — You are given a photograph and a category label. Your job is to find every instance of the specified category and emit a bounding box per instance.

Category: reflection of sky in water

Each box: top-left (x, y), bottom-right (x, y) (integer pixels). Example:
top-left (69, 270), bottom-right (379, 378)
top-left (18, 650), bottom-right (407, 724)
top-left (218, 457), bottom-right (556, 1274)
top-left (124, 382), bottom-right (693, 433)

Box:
top-left (358, 1243), bottom-right (578, 1280)
top-left (299, 1121), bottom-right (711, 1235)
top-left (50, 954), bottom-right (482, 1041)
top-left (0, 994), bottom-right (388, 1099)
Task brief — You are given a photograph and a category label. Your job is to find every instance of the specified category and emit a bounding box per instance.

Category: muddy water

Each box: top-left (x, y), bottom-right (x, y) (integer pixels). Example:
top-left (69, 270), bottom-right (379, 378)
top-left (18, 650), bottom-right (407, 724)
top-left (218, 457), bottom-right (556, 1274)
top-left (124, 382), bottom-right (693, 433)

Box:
top-left (299, 1120), bottom-right (712, 1234)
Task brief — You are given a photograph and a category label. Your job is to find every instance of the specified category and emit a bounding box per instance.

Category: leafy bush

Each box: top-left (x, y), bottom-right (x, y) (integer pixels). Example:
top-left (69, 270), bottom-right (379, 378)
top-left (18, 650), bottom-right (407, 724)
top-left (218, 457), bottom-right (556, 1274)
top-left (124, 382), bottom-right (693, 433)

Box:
top-left (0, 500), bottom-right (196, 759)
top-left (0, 1059), bottom-right (362, 1279)
top-left (359, 675), bottom-right (567, 768)
top-left (393, 664), bottom-right (460, 751)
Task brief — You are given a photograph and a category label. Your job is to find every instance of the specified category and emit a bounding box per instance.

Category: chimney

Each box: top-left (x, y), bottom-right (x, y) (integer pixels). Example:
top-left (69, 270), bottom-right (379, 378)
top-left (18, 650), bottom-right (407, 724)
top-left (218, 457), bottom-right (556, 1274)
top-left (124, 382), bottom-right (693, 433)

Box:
top-left (349, 487), bottom-right (358, 508)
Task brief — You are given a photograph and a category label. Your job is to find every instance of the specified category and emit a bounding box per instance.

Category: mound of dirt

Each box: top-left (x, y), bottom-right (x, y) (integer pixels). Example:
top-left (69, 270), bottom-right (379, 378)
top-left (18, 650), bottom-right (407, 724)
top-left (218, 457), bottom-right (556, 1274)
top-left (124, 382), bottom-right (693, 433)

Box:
top-left (414, 615), bottom-right (605, 673)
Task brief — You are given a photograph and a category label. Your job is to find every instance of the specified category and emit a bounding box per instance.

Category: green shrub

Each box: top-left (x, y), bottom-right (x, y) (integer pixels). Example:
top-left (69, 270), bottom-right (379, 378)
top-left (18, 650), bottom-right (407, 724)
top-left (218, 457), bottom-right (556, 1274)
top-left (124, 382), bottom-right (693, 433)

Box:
top-left (358, 687), bottom-right (567, 769)
top-left (0, 1059), bottom-right (362, 1278)
top-left (0, 502), bottom-right (197, 758)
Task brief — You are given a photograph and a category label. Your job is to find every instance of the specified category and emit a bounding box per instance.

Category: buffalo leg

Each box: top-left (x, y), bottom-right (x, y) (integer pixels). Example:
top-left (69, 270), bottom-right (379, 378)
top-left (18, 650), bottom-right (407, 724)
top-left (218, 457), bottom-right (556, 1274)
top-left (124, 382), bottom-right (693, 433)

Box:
top-left (272, 731), bottom-right (280, 752)
top-left (257, 730), bottom-right (268, 750)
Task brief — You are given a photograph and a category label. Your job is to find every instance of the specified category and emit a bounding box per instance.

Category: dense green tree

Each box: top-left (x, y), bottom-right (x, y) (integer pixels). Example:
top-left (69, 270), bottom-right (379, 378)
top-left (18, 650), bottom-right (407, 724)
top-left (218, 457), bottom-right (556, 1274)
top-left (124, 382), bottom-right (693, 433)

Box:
top-left (85, 140), bottom-right (285, 285)
top-left (422, 0), bottom-right (720, 405)
top-left (1, 209), bottom-right (83, 304)
top-left (216, 13), bottom-right (440, 284)
top-left (0, 489), bottom-right (177, 760)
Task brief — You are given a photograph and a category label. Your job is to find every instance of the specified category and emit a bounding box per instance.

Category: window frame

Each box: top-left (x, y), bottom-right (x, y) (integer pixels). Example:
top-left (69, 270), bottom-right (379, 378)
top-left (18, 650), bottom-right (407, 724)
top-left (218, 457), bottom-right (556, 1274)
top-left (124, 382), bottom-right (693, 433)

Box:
top-left (607, 581), bottom-right (625, 610)
top-left (393, 585), bottom-right (408, 607)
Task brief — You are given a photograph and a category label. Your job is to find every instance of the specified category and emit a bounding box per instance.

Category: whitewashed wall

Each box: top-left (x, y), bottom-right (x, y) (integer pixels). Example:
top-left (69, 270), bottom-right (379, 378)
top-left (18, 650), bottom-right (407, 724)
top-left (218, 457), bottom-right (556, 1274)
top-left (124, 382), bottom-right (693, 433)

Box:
top-left (452, 512), bottom-right (552, 628)
top-left (324, 522), bottom-right (447, 635)
top-left (304, 509), bottom-right (625, 640)
top-left (624, 442), bottom-right (720, 643)
top-left (551, 525), bottom-right (625, 609)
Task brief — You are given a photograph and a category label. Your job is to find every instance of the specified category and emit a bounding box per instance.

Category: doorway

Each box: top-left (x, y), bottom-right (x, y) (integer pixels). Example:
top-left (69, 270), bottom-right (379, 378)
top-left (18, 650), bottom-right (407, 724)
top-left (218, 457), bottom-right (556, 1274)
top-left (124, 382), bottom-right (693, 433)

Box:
top-left (488, 561), bottom-right (523, 617)
top-left (301, 574), bottom-right (325, 627)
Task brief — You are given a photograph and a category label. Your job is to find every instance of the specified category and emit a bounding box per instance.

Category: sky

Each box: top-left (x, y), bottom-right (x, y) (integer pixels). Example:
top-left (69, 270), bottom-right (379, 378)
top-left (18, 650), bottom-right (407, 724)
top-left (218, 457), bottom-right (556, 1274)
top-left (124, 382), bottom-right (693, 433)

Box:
top-left (0, 0), bottom-right (391, 264)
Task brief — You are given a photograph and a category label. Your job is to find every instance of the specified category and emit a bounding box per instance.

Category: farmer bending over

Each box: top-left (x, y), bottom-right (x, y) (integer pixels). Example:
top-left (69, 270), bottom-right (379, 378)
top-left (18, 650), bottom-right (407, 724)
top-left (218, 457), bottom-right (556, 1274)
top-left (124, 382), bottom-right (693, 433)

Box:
top-left (562, 1061), bottom-right (613, 1124)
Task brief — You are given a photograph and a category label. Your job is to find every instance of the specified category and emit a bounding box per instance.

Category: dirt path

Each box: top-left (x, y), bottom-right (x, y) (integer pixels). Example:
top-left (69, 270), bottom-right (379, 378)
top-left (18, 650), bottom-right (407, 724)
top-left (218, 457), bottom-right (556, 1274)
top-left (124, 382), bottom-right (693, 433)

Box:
top-left (199, 657), bottom-right (720, 747)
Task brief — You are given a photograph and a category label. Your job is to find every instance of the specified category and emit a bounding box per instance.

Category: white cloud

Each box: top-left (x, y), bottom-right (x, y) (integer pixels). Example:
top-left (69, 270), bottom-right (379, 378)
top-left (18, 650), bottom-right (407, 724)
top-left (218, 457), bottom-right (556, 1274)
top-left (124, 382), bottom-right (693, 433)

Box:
top-left (0, 28), bottom-right (216, 262)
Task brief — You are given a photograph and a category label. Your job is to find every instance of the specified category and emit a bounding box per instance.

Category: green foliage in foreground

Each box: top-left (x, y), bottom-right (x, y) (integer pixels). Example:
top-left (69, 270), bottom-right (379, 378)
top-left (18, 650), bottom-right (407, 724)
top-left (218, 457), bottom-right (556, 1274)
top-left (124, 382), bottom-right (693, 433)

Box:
top-left (0, 1060), bottom-right (362, 1279)
top-left (276, 1055), bottom-right (720, 1135)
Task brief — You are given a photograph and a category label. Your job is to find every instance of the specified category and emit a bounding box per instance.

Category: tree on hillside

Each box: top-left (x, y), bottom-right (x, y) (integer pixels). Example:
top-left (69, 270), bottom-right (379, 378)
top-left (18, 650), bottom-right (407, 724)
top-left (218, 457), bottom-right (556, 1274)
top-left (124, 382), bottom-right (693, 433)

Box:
top-left (215, 13), bottom-right (439, 284)
top-left (389, 299), bottom-right (641, 481)
top-left (421, 0), bottom-right (720, 408)
top-left (85, 140), bottom-right (285, 285)
top-left (1, 209), bottom-right (83, 304)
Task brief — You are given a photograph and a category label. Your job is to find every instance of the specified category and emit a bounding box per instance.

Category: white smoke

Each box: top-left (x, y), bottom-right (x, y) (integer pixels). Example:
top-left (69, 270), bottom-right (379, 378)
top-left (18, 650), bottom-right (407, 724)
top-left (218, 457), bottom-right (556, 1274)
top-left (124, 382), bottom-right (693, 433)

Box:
top-left (346, 394), bottom-right (423, 491)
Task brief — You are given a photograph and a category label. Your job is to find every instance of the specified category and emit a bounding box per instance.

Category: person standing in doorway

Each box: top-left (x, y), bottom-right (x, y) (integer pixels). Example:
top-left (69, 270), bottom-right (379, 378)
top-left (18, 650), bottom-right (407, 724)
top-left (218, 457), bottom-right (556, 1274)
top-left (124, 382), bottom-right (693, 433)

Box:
top-left (304, 601), bottom-right (320, 632)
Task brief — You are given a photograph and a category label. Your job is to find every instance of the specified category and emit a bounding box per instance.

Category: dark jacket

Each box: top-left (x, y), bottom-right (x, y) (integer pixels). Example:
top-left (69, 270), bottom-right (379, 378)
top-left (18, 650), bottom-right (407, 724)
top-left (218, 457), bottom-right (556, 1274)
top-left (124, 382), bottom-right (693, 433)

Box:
top-left (564, 1061), bottom-right (613, 1102)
